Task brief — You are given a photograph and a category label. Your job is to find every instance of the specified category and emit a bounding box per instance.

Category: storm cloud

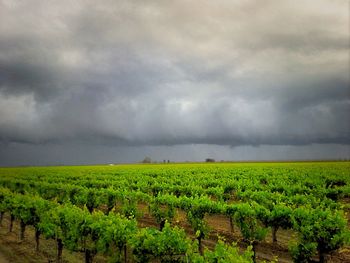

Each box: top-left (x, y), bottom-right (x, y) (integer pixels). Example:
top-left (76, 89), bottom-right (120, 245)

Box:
top-left (0, 0), bottom-right (349, 165)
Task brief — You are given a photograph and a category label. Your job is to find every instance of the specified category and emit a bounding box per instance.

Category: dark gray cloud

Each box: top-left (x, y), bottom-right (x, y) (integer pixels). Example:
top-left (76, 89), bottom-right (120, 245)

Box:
top-left (0, 142), bottom-right (349, 166)
top-left (0, 0), bottom-right (349, 165)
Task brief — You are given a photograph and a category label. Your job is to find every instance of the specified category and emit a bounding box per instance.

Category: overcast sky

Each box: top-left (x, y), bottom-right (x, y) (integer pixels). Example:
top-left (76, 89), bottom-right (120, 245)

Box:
top-left (0, 0), bottom-right (349, 166)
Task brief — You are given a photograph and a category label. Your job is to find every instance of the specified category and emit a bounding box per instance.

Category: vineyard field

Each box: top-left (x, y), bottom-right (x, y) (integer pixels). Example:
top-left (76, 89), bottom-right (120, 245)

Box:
top-left (0, 162), bottom-right (349, 263)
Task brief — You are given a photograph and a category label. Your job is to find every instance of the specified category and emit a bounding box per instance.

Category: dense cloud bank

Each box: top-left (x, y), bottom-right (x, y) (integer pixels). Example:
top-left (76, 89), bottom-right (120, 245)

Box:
top-left (0, 0), bottom-right (349, 164)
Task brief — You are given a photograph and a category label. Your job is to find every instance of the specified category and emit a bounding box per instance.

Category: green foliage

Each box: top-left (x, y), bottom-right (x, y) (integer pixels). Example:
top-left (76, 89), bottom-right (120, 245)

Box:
top-left (234, 203), bottom-right (268, 243)
top-left (39, 204), bottom-right (89, 250)
top-left (291, 206), bottom-right (349, 262)
top-left (267, 204), bottom-right (293, 229)
top-left (98, 188), bottom-right (120, 213)
top-left (289, 241), bottom-right (317, 263)
top-left (91, 212), bottom-right (137, 253)
top-left (0, 188), bottom-right (12, 213)
top-left (150, 199), bottom-right (175, 230)
top-left (129, 223), bottom-right (190, 263)
top-left (121, 197), bottom-right (140, 219)
top-left (190, 240), bottom-right (253, 263)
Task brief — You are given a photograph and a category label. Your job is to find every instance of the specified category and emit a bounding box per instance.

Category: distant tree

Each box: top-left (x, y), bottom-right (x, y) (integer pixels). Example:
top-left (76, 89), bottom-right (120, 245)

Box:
top-left (142, 157), bottom-right (152, 163)
top-left (205, 158), bottom-right (215, 163)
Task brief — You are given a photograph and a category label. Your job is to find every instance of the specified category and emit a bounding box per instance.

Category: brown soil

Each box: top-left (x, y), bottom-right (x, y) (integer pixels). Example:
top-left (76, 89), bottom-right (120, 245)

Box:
top-left (0, 252), bottom-right (9, 263)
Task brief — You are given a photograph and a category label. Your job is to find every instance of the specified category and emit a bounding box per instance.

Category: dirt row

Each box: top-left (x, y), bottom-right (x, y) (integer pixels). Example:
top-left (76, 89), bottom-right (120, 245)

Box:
top-left (0, 252), bottom-right (9, 263)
